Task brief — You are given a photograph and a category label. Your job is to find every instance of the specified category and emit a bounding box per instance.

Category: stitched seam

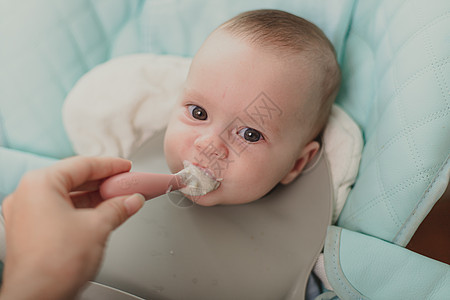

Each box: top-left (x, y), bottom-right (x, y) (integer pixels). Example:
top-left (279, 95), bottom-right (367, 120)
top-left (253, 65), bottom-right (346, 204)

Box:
top-left (375, 52), bottom-right (402, 227)
top-left (393, 155), bottom-right (449, 245)
top-left (344, 165), bottom-right (436, 222)
top-left (357, 5), bottom-right (450, 188)
top-left (330, 229), bottom-right (360, 299)
top-left (416, 1), bottom-right (439, 172)
top-left (358, 103), bottom-right (449, 175)
top-left (377, 10), bottom-right (450, 84)
top-left (356, 56), bottom-right (449, 176)
top-left (394, 5), bottom-right (423, 175)
top-left (349, 11), bottom-right (450, 86)
top-left (389, 55), bottom-right (449, 108)
top-left (365, 56), bottom-right (450, 166)
top-left (343, 163), bottom-right (440, 224)
top-left (375, 147), bottom-right (401, 227)
top-left (345, 28), bottom-right (450, 130)
top-left (422, 9), bottom-right (450, 108)
top-left (391, 9), bottom-right (423, 228)
top-left (376, 3), bottom-right (403, 228)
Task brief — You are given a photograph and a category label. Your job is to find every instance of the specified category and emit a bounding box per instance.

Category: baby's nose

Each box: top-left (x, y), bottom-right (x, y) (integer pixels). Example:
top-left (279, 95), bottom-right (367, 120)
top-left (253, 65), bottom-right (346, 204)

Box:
top-left (194, 135), bottom-right (229, 160)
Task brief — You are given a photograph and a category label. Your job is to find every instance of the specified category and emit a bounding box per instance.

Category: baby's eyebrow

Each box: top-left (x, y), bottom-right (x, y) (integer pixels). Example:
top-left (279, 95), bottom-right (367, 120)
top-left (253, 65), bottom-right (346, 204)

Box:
top-left (182, 88), bottom-right (208, 103)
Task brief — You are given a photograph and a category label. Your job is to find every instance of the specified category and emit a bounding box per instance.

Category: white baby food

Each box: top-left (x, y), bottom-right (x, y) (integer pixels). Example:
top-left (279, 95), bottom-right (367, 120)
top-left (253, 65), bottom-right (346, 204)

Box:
top-left (176, 161), bottom-right (220, 196)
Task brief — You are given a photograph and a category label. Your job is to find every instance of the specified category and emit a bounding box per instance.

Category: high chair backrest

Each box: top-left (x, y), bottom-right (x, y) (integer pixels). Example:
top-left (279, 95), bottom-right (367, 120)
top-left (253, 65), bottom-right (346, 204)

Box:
top-left (323, 0), bottom-right (450, 298)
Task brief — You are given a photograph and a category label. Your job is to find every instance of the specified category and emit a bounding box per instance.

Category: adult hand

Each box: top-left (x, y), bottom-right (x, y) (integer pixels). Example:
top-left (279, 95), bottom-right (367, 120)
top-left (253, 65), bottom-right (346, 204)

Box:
top-left (0, 156), bottom-right (145, 300)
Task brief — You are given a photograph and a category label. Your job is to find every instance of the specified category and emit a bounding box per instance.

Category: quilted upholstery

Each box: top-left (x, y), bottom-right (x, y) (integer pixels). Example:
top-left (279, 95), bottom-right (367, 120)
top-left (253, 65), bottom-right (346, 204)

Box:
top-left (0, 0), bottom-right (143, 198)
top-left (322, 0), bottom-right (450, 298)
top-left (335, 0), bottom-right (450, 245)
top-left (0, 0), bottom-right (449, 298)
top-left (114, 0), bottom-right (354, 60)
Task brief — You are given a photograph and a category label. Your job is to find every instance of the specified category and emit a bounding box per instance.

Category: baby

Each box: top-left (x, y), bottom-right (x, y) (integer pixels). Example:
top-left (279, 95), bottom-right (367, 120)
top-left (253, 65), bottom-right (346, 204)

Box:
top-left (164, 9), bottom-right (341, 206)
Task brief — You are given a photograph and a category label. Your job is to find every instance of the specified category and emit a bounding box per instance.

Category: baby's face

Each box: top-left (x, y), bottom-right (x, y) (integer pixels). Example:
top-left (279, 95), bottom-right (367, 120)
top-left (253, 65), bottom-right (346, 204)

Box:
top-left (164, 30), bottom-right (320, 206)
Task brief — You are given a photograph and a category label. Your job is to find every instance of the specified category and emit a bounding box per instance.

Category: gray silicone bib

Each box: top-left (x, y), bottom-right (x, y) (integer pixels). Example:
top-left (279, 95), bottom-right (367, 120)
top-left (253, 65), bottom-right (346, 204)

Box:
top-left (82, 130), bottom-right (333, 300)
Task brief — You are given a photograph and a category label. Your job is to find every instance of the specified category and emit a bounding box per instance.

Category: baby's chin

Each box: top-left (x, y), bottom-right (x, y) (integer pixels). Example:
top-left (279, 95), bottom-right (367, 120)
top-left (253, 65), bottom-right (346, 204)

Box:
top-left (182, 190), bottom-right (222, 207)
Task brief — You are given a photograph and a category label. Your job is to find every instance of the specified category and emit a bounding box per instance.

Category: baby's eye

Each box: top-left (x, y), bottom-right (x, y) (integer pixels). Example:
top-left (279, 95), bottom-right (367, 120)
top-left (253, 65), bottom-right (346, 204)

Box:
top-left (237, 127), bottom-right (263, 143)
top-left (188, 105), bottom-right (207, 120)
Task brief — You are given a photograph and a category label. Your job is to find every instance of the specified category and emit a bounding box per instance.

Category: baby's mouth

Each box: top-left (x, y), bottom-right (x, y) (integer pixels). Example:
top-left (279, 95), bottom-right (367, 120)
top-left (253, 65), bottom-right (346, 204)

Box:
top-left (175, 160), bottom-right (221, 197)
top-left (191, 162), bottom-right (219, 181)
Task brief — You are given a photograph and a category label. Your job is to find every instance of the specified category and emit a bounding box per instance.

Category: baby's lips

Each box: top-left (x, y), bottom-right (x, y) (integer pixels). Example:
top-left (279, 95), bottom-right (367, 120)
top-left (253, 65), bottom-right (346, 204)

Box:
top-left (176, 160), bottom-right (221, 196)
top-left (191, 162), bottom-right (218, 181)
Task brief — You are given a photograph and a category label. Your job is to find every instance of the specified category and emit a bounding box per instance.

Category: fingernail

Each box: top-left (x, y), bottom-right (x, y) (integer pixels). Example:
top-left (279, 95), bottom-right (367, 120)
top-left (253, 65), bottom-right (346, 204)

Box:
top-left (124, 193), bottom-right (145, 216)
top-left (127, 160), bottom-right (133, 169)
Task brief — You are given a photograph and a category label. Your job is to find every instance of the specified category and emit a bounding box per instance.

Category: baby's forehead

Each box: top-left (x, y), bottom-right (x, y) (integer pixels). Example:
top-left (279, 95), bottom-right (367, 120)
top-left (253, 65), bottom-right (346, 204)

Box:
top-left (241, 90), bottom-right (312, 136)
top-left (188, 33), bottom-right (321, 126)
top-left (242, 92), bottom-right (283, 129)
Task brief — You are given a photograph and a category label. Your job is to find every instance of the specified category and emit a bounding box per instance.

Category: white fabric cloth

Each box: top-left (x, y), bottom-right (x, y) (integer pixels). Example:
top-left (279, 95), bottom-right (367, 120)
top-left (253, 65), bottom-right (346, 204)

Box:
top-left (311, 105), bottom-right (363, 292)
top-left (313, 253), bottom-right (333, 291)
top-left (323, 105), bottom-right (363, 224)
top-left (63, 54), bottom-right (191, 158)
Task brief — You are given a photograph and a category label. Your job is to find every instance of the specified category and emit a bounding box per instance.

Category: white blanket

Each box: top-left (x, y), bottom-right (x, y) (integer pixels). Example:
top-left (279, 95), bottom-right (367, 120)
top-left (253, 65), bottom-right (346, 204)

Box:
top-left (62, 53), bottom-right (363, 224)
top-left (63, 54), bottom-right (191, 158)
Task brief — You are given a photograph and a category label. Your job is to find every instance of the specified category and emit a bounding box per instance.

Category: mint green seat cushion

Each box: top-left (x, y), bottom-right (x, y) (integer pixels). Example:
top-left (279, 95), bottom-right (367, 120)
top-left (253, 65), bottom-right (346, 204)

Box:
top-left (0, 0), bottom-right (143, 198)
top-left (324, 226), bottom-right (450, 300)
top-left (335, 0), bottom-right (450, 245)
top-left (323, 0), bottom-right (450, 298)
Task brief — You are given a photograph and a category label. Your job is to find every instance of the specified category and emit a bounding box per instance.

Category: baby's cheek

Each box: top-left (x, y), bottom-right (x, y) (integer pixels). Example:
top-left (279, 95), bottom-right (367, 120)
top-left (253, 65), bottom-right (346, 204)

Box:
top-left (164, 125), bottom-right (196, 171)
top-left (164, 130), bottom-right (181, 171)
top-left (231, 169), bottom-right (273, 201)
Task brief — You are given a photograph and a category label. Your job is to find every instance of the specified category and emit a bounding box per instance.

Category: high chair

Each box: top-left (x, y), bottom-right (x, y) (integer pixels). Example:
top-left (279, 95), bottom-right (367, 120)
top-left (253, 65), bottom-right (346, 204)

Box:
top-left (0, 0), bottom-right (448, 299)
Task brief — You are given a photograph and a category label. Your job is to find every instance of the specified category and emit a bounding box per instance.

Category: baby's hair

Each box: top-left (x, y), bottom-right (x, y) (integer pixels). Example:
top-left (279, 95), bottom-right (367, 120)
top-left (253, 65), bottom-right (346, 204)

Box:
top-left (219, 9), bottom-right (341, 142)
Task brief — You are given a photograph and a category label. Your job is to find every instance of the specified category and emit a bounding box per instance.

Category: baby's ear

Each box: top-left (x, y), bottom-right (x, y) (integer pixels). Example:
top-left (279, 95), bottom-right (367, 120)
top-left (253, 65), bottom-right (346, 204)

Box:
top-left (280, 141), bottom-right (320, 185)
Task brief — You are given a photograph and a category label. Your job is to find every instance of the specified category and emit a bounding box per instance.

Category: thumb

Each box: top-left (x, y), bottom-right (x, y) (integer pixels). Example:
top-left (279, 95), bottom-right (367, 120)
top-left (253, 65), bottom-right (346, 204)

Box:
top-left (95, 193), bottom-right (145, 231)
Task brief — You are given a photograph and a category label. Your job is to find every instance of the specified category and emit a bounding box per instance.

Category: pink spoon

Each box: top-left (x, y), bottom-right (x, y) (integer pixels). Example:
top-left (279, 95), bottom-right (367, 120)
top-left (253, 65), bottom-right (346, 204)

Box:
top-left (100, 172), bottom-right (185, 200)
top-left (99, 161), bottom-right (221, 200)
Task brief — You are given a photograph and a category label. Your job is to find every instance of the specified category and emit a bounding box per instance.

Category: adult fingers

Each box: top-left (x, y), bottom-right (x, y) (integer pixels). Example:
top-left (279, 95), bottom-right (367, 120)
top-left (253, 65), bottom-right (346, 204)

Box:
top-left (93, 194), bottom-right (145, 232)
top-left (73, 179), bottom-right (102, 193)
top-left (47, 156), bottom-right (132, 192)
top-left (70, 191), bottom-right (104, 208)
top-left (1, 194), bottom-right (13, 219)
